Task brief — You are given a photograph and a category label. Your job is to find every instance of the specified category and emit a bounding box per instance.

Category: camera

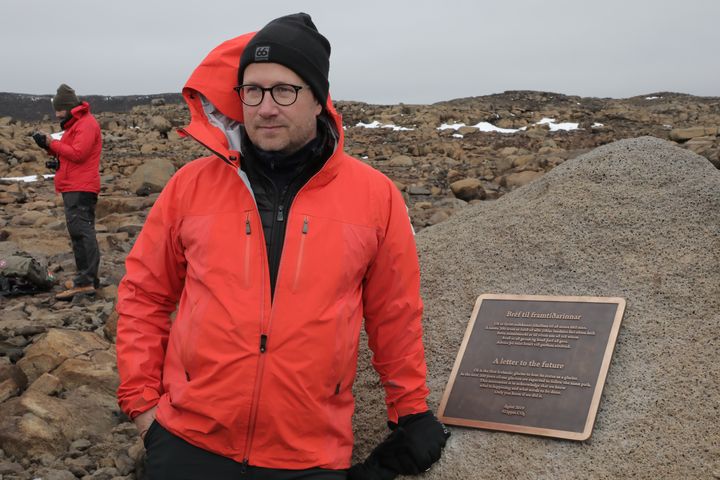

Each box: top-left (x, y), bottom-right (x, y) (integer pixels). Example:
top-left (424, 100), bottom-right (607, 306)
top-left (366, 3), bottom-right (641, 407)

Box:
top-left (45, 158), bottom-right (60, 171)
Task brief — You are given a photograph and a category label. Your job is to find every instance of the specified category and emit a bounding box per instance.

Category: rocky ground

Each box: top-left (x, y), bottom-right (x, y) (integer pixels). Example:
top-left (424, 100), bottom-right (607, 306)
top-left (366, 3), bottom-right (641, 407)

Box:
top-left (0, 91), bottom-right (718, 479)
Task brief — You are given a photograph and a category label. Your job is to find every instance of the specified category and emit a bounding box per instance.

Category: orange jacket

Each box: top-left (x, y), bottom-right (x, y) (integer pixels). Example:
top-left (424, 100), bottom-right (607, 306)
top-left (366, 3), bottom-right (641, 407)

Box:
top-left (49, 102), bottom-right (101, 194)
top-left (116, 32), bottom-right (429, 470)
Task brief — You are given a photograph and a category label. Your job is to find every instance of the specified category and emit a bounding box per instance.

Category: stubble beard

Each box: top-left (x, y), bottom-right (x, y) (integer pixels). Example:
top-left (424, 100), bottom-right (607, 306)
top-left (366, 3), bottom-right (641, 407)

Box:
top-left (248, 117), bottom-right (318, 155)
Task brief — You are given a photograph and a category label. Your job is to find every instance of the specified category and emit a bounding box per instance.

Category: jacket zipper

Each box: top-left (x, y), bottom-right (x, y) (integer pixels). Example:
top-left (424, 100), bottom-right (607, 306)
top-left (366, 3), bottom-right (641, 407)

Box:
top-left (241, 222), bottom-right (269, 469)
top-left (182, 123), bottom-right (299, 467)
top-left (292, 217), bottom-right (309, 291)
top-left (240, 187), bottom-right (319, 466)
top-left (237, 144), bottom-right (339, 466)
top-left (267, 185), bottom-right (286, 298)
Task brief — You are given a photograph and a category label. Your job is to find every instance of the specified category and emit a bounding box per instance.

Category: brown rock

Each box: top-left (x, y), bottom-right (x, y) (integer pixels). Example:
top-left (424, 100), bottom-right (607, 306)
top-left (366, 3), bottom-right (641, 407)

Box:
top-left (498, 147), bottom-right (518, 156)
top-left (450, 178), bottom-right (486, 201)
top-left (12, 210), bottom-right (53, 227)
top-left (54, 349), bottom-right (119, 395)
top-left (139, 143), bottom-right (158, 155)
top-left (0, 407), bottom-right (65, 458)
top-left (16, 329), bottom-right (110, 384)
top-left (27, 373), bottom-right (62, 395)
top-left (388, 155), bottom-right (414, 167)
top-left (96, 195), bottom-right (157, 218)
top-left (494, 156), bottom-right (513, 173)
top-left (457, 126), bottom-right (477, 136)
top-left (0, 360), bottom-right (28, 402)
top-left (129, 158), bottom-right (175, 196)
top-left (408, 185), bottom-right (431, 195)
top-left (669, 126), bottom-right (717, 142)
top-left (103, 310), bottom-right (119, 342)
top-left (511, 154), bottom-right (535, 168)
top-left (0, 385), bottom-right (119, 460)
top-left (98, 231), bottom-right (130, 252)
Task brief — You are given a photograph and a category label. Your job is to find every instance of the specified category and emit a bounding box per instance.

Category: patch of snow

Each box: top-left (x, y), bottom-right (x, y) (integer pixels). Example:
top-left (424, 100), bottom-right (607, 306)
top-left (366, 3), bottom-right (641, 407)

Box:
top-left (452, 133), bottom-right (464, 138)
top-left (1, 174), bottom-right (54, 183)
top-left (473, 122), bottom-right (524, 133)
top-left (536, 117), bottom-right (579, 131)
top-left (356, 121), bottom-right (414, 131)
top-left (437, 123), bottom-right (466, 131)
top-left (645, 96), bottom-right (660, 100)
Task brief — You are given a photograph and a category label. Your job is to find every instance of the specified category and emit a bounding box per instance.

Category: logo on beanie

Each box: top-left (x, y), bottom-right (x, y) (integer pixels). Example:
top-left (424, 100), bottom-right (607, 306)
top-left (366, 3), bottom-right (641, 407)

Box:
top-left (254, 46), bottom-right (270, 61)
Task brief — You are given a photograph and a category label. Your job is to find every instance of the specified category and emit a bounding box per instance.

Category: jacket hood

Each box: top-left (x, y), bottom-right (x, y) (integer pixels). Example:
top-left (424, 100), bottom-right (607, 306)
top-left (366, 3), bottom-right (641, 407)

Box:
top-left (61, 102), bottom-right (90, 130)
top-left (179, 32), bottom-right (343, 171)
top-left (71, 102), bottom-right (90, 116)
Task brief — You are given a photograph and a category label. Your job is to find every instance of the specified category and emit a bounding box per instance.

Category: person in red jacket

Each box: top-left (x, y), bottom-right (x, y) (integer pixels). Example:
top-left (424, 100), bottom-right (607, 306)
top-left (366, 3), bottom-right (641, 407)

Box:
top-left (33, 84), bottom-right (102, 300)
top-left (116, 13), bottom-right (449, 480)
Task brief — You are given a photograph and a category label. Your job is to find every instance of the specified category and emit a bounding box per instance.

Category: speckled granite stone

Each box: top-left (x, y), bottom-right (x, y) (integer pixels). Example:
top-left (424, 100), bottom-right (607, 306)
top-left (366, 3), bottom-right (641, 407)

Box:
top-left (352, 137), bottom-right (720, 480)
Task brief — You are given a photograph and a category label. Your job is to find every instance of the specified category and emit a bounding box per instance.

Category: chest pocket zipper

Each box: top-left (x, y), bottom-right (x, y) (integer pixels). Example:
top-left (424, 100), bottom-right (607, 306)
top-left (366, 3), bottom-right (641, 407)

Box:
top-left (292, 217), bottom-right (309, 292)
top-left (244, 214), bottom-right (252, 289)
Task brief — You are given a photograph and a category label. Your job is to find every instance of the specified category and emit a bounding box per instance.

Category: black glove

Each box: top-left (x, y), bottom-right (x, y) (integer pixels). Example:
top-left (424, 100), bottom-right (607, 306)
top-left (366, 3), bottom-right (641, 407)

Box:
top-left (348, 434), bottom-right (399, 480)
top-left (347, 455), bottom-right (397, 480)
top-left (375, 411), bottom-right (450, 475)
top-left (32, 132), bottom-right (48, 150)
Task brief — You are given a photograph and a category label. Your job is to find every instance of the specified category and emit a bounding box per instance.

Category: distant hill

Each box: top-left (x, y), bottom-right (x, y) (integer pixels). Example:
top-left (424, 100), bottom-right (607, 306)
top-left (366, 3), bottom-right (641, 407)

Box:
top-left (0, 92), bottom-right (184, 122)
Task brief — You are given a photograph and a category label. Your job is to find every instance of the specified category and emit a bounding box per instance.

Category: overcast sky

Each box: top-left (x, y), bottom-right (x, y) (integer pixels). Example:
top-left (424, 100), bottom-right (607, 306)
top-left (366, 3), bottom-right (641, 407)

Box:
top-left (2, 0), bottom-right (718, 104)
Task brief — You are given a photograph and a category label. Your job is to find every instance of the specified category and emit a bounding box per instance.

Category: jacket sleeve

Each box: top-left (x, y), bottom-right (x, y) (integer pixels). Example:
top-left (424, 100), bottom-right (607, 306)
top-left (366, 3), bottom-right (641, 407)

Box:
top-left (49, 118), bottom-right (99, 164)
top-left (116, 177), bottom-right (187, 419)
top-left (362, 182), bottom-right (429, 423)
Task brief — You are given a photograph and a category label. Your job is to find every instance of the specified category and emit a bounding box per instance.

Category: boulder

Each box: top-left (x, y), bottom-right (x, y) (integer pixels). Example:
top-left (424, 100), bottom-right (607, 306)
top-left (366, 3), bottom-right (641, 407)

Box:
top-left (450, 178), bottom-right (486, 201)
top-left (352, 137), bottom-right (720, 479)
top-left (149, 115), bottom-right (172, 135)
top-left (96, 195), bottom-right (157, 218)
top-left (0, 384), bottom-right (119, 459)
top-left (388, 155), bottom-right (415, 167)
top-left (128, 158), bottom-right (175, 196)
top-left (54, 349), bottom-right (119, 395)
top-left (0, 360), bottom-right (28, 402)
top-left (669, 126), bottom-right (718, 142)
top-left (16, 329), bottom-right (110, 384)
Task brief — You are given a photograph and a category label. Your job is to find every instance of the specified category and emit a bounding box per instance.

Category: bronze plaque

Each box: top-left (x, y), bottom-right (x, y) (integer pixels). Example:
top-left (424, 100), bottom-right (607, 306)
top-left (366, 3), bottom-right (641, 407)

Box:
top-left (438, 294), bottom-right (625, 440)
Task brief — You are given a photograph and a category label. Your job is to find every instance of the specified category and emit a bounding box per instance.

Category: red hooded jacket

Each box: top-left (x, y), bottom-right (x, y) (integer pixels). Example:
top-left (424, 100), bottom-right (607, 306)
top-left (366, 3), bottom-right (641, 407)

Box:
top-left (49, 102), bottom-right (102, 194)
top-left (116, 33), bottom-right (429, 470)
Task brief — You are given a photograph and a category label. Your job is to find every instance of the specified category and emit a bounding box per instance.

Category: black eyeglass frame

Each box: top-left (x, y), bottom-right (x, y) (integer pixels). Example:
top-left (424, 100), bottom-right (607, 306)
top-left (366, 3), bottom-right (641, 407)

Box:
top-left (233, 83), bottom-right (306, 106)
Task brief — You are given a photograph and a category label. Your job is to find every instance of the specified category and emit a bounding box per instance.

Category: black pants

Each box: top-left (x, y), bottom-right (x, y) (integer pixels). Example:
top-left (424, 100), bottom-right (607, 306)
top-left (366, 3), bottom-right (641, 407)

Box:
top-left (62, 191), bottom-right (100, 287)
top-left (143, 421), bottom-right (347, 480)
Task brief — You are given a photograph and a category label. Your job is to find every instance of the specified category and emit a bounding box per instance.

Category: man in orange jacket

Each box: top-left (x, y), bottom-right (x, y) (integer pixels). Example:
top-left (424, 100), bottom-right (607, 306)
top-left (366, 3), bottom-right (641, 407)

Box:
top-left (116, 13), bottom-right (448, 480)
top-left (32, 84), bottom-right (102, 300)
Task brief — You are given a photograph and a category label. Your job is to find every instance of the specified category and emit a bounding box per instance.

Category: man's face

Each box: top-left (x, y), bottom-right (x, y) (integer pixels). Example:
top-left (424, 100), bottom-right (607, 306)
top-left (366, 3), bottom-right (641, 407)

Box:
top-left (54, 110), bottom-right (68, 120)
top-left (242, 62), bottom-right (322, 155)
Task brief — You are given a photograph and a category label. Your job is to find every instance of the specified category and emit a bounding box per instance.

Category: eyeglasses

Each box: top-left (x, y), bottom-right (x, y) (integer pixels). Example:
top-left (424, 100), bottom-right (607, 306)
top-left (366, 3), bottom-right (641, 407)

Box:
top-left (233, 83), bottom-right (307, 106)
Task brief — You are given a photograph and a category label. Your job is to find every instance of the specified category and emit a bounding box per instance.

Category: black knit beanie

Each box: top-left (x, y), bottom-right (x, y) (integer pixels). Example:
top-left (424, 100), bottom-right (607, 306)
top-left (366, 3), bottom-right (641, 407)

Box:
top-left (238, 13), bottom-right (331, 105)
top-left (52, 84), bottom-right (81, 112)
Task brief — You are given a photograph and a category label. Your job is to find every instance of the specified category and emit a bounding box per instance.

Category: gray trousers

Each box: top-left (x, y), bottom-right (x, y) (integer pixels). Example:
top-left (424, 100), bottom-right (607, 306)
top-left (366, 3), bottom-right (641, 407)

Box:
top-left (62, 191), bottom-right (100, 287)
